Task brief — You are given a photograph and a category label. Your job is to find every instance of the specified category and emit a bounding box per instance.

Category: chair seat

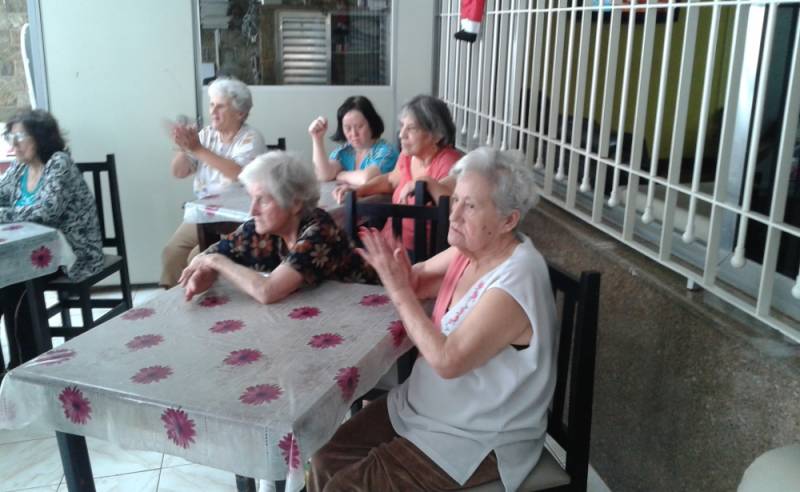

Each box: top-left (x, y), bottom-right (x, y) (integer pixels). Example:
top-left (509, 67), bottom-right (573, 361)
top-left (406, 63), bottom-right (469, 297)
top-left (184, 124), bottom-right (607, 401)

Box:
top-left (462, 448), bottom-right (571, 492)
top-left (48, 254), bottom-right (123, 286)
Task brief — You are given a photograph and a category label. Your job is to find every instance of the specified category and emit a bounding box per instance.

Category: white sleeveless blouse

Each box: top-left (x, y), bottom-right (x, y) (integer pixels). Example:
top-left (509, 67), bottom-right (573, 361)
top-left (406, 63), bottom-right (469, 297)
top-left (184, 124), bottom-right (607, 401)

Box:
top-left (387, 236), bottom-right (557, 492)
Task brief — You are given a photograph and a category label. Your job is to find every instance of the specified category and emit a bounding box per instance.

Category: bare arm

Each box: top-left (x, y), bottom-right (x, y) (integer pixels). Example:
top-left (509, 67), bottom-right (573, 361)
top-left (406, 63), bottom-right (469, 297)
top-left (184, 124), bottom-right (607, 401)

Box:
top-left (358, 229), bottom-right (531, 379)
top-left (335, 165), bottom-right (381, 186)
top-left (309, 117), bottom-right (341, 181)
top-left (411, 247), bottom-right (460, 300)
top-left (170, 152), bottom-right (194, 179)
top-left (186, 253), bottom-right (304, 304)
top-left (174, 125), bottom-right (242, 181)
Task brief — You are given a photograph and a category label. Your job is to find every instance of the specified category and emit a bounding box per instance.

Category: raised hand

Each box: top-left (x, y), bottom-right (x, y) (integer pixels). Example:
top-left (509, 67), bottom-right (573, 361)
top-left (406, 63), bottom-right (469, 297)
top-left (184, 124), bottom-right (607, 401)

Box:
top-left (308, 116), bottom-right (328, 139)
top-left (356, 227), bottom-right (416, 296)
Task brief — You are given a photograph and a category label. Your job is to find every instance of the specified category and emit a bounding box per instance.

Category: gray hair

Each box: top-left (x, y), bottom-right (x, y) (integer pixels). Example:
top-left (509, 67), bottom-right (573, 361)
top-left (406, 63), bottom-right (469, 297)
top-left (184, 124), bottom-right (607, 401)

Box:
top-left (451, 146), bottom-right (540, 222)
top-left (239, 151), bottom-right (320, 216)
top-left (208, 77), bottom-right (253, 117)
top-left (400, 95), bottom-right (456, 148)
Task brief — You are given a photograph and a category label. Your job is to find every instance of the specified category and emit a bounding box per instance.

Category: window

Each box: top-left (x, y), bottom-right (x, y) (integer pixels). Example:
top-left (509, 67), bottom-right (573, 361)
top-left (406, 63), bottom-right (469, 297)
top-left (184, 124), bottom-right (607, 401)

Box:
top-left (198, 0), bottom-right (391, 86)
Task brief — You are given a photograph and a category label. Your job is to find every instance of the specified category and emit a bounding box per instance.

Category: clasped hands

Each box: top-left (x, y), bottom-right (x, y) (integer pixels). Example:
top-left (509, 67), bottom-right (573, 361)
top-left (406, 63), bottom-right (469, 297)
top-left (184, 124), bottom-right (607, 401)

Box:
top-left (356, 227), bottom-right (418, 298)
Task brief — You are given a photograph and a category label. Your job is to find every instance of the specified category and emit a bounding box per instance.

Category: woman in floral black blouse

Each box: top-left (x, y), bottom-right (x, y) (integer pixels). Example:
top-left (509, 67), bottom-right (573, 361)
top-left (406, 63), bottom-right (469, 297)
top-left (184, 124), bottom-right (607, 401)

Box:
top-left (179, 151), bottom-right (377, 304)
top-left (0, 110), bottom-right (103, 369)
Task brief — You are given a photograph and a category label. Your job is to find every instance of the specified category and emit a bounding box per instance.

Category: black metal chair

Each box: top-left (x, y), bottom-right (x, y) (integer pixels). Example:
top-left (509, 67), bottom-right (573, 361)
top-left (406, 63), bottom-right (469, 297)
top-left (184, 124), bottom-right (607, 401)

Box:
top-left (344, 180), bottom-right (450, 263)
top-left (45, 154), bottom-right (133, 339)
top-left (463, 264), bottom-right (601, 492)
top-left (346, 181), bottom-right (451, 412)
top-left (267, 137), bottom-right (286, 151)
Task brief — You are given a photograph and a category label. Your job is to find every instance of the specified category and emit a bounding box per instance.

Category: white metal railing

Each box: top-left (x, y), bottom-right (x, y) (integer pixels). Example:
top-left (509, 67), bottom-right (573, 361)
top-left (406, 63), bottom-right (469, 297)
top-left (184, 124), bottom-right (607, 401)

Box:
top-left (437, 0), bottom-right (800, 342)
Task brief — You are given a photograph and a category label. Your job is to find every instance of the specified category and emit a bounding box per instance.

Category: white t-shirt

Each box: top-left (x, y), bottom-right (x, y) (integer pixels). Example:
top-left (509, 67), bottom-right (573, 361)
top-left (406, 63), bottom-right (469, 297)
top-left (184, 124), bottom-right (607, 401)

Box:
top-left (189, 123), bottom-right (266, 198)
top-left (387, 236), bottom-right (558, 492)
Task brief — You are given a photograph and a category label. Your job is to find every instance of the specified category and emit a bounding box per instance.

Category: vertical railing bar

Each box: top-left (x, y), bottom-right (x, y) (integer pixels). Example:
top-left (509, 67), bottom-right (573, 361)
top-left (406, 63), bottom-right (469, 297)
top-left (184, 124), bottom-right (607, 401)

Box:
top-left (591, 4), bottom-right (621, 223)
top-left (443, 0), bottom-right (454, 106)
top-left (704, 3), bottom-right (748, 285)
top-left (453, 25), bottom-right (462, 120)
top-left (607, 5), bottom-right (638, 208)
top-left (658, 4), bottom-right (699, 262)
top-left (516, 0), bottom-right (535, 148)
top-left (486, 0), bottom-right (503, 145)
top-left (473, 5), bottom-right (489, 142)
top-left (535, 0), bottom-right (555, 167)
top-left (641, 1), bottom-right (677, 224)
top-left (525, 0), bottom-right (547, 166)
top-left (731, 2), bottom-right (777, 268)
top-left (501, 0), bottom-right (520, 150)
top-left (543, 0), bottom-right (568, 195)
top-left (579, 1), bottom-right (605, 193)
top-left (758, 13), bottom-right (800, 313)
top-left (566, 4), bottom-right (593, 208)
top-left (622, 1), bottom-right (658, 241)
top-left (683, 4), bottom-right (720, 244)
top-left (461, 43), bottom-right (473, 137)
top-left (556, 0), bottom-right (578, 182)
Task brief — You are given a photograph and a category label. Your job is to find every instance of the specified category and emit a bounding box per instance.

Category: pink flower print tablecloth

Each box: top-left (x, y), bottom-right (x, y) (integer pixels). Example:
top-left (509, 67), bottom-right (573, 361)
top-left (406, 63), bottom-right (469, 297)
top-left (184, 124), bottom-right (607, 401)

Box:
top-left (0, 280), bottom-right (411, 492)
top-left (0, 222), bottom-right (76, 288)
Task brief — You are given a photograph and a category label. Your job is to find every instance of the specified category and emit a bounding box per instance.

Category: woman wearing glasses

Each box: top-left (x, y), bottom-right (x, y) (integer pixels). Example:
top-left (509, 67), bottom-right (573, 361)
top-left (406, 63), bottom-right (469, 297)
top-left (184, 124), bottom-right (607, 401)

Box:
top-left (0, 110), bottom-right (103, 370)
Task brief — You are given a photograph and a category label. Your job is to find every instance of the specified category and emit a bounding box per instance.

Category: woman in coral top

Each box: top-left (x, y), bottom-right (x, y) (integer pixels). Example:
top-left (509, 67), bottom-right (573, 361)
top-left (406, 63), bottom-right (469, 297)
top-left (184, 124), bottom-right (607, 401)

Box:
top-left (332, 95), bottom-right (462, 253)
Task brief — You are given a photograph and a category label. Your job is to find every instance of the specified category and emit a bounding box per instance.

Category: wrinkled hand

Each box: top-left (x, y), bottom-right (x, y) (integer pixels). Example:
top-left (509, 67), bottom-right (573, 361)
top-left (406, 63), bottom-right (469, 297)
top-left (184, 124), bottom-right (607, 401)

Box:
top-left (172, 124), bottom-right (202, 152)
top-left (178, 255), bottom-right (219, 301)
top-left (308, 116), bottom-right (328, 139)
top-left (332, 183), bottom-right (355, 204)
top-left (396, 181), bottom-right (416, 204)
top-left (356, 227), bottom-right (416, 296)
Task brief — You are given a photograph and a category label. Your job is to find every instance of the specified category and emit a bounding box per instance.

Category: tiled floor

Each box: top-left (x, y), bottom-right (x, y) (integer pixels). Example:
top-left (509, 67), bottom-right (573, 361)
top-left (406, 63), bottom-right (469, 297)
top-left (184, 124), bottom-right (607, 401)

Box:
top-left (0, 287), bottom-right (612, 492)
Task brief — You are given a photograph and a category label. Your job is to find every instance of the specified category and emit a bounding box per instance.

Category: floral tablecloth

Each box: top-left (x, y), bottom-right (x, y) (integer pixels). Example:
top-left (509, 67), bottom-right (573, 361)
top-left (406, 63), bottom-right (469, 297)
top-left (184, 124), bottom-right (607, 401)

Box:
top-left (184, 182), bottom-right (344, 225)
top-left (0, 279), bottom-right (410, 492)
top-left (0, 222), bottom-right (76, 288)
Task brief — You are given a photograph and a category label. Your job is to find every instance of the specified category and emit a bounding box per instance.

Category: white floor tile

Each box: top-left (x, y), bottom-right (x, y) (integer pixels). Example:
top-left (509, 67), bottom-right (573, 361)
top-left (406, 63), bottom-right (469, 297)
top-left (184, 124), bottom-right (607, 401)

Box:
top-left (0, 437), bottom-right (63, 491)
top-left (84, 437), bottom-right (163, 478)
top-left (7, 486), bottom-right (59, 492)
top-left (56, 469), bottom-right (159, 492)
top-left (161, 454), bottom-right (192, 469)
top-left (157, 463), bottom-right (238, 491)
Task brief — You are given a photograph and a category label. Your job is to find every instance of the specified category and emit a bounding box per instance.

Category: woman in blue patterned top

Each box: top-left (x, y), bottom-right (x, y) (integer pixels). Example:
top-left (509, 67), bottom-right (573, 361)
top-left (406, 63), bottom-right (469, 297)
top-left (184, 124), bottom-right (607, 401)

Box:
top-left (0, 110), bottom-right (103, 369)
top-left (179, 151), bottom-right (378, 304)
top-left (308, 96), bottom-right (398, 186)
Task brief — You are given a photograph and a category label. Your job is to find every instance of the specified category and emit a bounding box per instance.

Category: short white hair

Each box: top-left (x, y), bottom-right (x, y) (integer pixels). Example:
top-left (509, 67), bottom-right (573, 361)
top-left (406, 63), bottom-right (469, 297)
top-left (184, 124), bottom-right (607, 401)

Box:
top-left (451, 146), bottom-right (540, 221)
top-left (239, 151), bottom-right (320, 216)
top-left (208, 77), bottom-right (253, 117)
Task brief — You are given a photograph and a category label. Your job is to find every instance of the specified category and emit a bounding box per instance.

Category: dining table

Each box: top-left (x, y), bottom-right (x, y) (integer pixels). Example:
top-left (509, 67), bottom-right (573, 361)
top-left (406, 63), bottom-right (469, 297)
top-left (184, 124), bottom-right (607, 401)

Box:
top-left (0, 221), bottom-right (76, 360)
top-left (184, 181), bottom-right (391, 250)
top-left (0, 278), bottom-right (412, 492)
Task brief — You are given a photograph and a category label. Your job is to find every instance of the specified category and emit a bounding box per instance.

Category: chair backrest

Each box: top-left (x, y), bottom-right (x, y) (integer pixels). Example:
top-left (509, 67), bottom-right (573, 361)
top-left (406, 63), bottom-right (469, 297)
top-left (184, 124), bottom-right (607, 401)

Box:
top-left (546, 263), bottom-right (601, 491)
top-left (344, 181), bottom-right (450, 263)
top-left (77, 154), bottom-right (127, 259)
top-left (267, 137), bottom-right (286, 151)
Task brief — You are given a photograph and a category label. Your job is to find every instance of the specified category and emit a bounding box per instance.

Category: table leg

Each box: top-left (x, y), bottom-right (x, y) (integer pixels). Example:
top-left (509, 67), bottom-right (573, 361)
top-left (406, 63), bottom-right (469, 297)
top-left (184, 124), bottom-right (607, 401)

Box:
top-left (56, 432), bottom-right (95, 491)
top-left (235, 475), bottom-right (257, 492)
top-left (24, 278), bottom-right (52, 357)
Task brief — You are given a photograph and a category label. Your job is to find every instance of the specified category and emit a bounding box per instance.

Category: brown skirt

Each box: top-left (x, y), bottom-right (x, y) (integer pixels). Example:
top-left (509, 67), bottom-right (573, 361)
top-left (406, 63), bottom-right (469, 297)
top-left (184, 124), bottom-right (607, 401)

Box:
top-left (308, 398), bottom-right (500, 492)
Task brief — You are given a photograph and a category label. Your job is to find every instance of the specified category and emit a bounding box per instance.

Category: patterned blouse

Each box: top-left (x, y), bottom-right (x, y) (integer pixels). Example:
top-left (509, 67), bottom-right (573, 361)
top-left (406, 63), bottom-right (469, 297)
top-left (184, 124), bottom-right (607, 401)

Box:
top-left (0, 151), bottom-right (104, 281)
top-left (207, 208), bottom-right (379, 287)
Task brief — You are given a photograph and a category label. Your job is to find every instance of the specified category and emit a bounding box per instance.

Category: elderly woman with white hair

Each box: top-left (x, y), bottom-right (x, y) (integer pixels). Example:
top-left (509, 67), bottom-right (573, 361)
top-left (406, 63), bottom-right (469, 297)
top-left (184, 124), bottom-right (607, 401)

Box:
top-left (179, 151), bottom-right (378, 304)
top-left (161, 77), bottom-right (267, 288)
top-left (309, 147), bottom-right (558, 492)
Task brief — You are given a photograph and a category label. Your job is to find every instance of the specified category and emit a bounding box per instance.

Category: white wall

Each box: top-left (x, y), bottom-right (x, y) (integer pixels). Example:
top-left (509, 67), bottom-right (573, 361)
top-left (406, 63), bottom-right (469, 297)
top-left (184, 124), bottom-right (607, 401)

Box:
top-left (39, 0), bottom-right (436, 283)
top-left (40, 0), bottom-right (197, 283)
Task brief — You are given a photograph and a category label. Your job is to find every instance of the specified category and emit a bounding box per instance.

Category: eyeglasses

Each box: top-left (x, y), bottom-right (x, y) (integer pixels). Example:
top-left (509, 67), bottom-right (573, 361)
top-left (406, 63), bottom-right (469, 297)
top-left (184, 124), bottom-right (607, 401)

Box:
top-left (2, 132), bottom-right (30, 146)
